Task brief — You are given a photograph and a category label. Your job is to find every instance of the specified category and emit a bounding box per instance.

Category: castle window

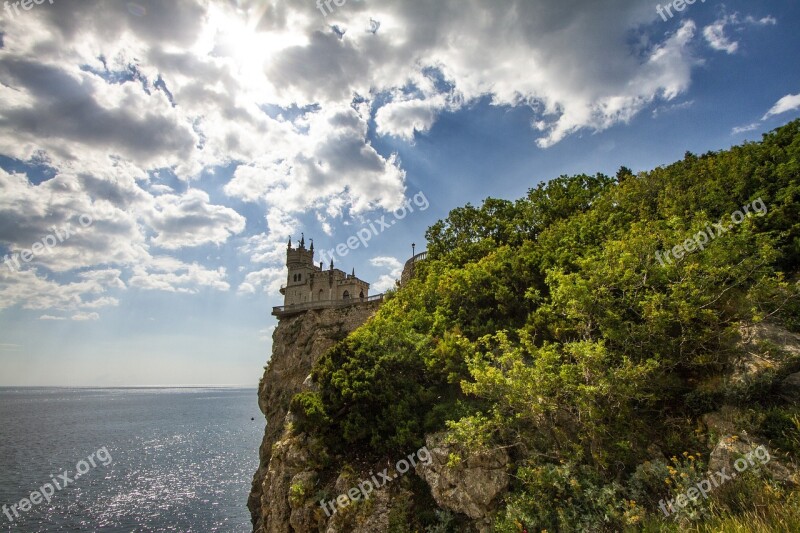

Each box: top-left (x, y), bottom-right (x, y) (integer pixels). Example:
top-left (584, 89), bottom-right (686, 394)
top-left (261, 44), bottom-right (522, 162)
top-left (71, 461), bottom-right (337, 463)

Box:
top-left (343, 290), bottom-right (350, 300)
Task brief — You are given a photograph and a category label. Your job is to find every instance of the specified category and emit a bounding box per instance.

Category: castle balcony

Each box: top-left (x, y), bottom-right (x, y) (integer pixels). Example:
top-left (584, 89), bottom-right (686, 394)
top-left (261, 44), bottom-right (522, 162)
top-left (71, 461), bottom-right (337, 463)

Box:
top-left (272, 293), bottom-right (385, 318)
top-left (400, 251), bottom-right (428, 286)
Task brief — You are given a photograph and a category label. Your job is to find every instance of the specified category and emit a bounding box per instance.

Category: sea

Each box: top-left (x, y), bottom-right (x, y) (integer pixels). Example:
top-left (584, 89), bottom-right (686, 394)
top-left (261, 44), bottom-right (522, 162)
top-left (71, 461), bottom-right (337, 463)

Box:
top-left (0, 388), bottom-right (263, 532)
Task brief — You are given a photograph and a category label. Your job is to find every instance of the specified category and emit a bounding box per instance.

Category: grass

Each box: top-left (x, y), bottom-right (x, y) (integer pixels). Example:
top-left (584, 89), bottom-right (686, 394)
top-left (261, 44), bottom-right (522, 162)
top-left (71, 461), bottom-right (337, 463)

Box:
top-left (636, 491), bottom-right (800, 532)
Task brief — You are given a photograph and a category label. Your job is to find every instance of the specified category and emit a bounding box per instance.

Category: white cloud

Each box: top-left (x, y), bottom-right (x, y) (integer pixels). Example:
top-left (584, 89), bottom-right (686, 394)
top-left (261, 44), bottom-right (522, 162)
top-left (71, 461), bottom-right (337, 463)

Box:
top-left (129, 256), bottom-right (231, 294)
top-left (71, 312), bottom-right (100, 321)
top-left (732, 122), bottom-right (761, 135)
top-left (238, 208), bottom-right (301, 267)
top-left (223, 103), bottom-right (407, 213)
top-left (2, 0), bottom-right (712, 174)
top-left (375, 94), bottom-right (450, 141)
top-left (238, 267), bottom-right (286, 296)
top-left (316, 213), bottom-right (334, 236)
top-left (148, 189), bottom-right (246, 249)
top-left (80, 297), bottom-right (121, 309)
top-left (744, 15), bottom-right (777, 26)
top-left (703, 12), bottom-right (776, 55)
top-left (369, 256), bottom-right (403, 293)
top-left (0, 0), bottom-right (752, 315)
top-left (703, 18), bottom-right (739, 54)
top-left (652, 99), bottom-right (694, 118)
top-left (78, 269), bottom-right (127, 291)
top-left (0, 267), bottom-right (113, 312)
top-left (0, 168), bottom-right (151, 273)
top-left (38, 315), bottom-right (66, 321)
top-left (762, 94), bottom-right (800, 120)
top-left (730, 92), bottom-right (800, 136)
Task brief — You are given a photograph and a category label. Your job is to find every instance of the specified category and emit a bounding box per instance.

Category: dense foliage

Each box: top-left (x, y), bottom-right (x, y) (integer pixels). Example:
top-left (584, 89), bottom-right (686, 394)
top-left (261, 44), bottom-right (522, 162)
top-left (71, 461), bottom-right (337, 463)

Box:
top-left (292, 121), bottom-right (800, 530)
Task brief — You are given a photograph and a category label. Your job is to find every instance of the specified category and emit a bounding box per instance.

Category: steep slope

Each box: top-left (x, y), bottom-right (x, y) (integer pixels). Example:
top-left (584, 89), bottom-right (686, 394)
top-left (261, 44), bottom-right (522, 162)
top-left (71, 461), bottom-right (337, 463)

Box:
top-left (264, 121), bottom-right (800, 532)
top-left (248, 303), bottom-right (381, 532)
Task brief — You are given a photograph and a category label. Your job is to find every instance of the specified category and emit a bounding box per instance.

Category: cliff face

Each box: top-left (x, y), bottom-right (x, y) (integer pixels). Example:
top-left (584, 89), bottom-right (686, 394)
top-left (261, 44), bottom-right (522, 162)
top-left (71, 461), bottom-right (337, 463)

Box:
top-left (249, 300), bottom-right (512, 533)
top-left (248, 303), bottom-right (382, 532)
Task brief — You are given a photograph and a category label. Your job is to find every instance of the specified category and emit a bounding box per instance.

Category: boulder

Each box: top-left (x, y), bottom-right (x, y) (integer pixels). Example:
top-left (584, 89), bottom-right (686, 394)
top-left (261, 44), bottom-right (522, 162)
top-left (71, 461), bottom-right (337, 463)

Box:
top-left (415, 433), bottom-right (509, 520)
top-left (780, 372), bottom-right (800, 404)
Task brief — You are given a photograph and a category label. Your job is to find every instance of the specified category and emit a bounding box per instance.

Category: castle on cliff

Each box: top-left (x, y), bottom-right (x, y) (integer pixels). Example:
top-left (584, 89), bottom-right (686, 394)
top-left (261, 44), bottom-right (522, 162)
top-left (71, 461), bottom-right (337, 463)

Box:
top-left (272, 235), bottom-right (377, 317)
top-left (272, 235), bottom-right (428, 318)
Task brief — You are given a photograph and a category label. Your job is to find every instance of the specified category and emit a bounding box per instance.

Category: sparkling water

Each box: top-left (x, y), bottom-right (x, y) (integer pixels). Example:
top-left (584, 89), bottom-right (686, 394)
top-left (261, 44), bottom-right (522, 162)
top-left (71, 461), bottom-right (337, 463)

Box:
top-left (0, 388), bottom-right (262, 532)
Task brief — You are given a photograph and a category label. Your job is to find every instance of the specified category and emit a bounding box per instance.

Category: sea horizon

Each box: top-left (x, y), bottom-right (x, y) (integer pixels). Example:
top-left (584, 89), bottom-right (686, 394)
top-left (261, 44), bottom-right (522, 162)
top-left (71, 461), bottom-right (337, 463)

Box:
top-left (0, 387), bottom-right (262, 532)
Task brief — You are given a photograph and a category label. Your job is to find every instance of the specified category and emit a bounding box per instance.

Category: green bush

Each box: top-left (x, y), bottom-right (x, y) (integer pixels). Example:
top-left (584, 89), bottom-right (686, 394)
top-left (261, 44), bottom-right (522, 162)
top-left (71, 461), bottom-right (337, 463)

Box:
top-left (493, 462), bottom-right (630, 532)
top-left (760, 408), bottom-right (800, 456)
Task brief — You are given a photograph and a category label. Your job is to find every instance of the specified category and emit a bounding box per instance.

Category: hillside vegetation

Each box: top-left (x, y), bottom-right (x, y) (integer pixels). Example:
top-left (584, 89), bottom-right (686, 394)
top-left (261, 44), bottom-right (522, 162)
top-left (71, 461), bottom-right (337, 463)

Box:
top-left (292, 120), bottom-right (800, 531)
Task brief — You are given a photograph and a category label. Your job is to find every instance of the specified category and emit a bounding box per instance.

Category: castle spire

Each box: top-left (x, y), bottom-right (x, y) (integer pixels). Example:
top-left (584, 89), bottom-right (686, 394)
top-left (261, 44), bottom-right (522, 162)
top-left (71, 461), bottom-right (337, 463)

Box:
top-left (300, 233), bottom-right (305, 249)
top-left (287, 236), bottom-right (292, 249)
top-left (310, 239), bottom-right (314, 255)
top-left (330, 259), bottom-right (334, 270)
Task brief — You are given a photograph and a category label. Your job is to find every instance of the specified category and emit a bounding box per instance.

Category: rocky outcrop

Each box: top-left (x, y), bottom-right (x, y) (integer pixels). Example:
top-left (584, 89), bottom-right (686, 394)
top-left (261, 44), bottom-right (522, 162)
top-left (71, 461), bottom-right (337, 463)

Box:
top-left (780, 372), bottom-right (800, 404)
top-left (256, 413), bottom-right (421, 533)
top-left (248, 303), bottom-right (382, 533)
top-left (415, 433), bottom-right (509, 522)
top-left (707, 434), bottom-right (797, 484)
top-left (733, 322), bottom-right (800, 382)
top-left (324, 483), bottom-right (415, 533)
top-left (739, 322), bottom-right (800, 358)
top-left (261, 426), bottom-right (320, 533)
top-left (700, 322), bottom-right (800, 486)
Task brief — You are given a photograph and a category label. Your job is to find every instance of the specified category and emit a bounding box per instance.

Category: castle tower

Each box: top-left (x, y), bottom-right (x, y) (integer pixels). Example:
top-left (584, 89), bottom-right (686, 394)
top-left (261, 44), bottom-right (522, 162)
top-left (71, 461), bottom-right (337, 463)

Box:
top-left (283, 234), bottom-right (316, 306)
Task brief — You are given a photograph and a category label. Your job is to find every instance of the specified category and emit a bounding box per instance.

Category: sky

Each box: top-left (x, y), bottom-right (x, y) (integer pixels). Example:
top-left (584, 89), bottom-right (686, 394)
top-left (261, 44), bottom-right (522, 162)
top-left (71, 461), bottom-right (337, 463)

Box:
top-left (0, 0), bottom-right (798, 387)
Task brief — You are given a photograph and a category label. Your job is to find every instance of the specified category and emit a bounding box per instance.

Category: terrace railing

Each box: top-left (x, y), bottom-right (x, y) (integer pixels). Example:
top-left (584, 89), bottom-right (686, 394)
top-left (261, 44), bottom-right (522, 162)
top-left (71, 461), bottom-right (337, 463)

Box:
top-left (272, 293), bottom-right (384, 317)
